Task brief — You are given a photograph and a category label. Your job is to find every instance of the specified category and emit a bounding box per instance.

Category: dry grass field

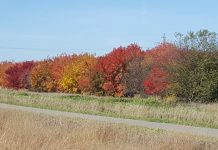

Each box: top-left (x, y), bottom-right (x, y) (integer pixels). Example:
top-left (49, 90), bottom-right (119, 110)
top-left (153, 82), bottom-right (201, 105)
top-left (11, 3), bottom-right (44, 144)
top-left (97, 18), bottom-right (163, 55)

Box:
top-left (0, 88), bottom-right (218, 128)
top-left (0, 108), bottom-right (218, 150)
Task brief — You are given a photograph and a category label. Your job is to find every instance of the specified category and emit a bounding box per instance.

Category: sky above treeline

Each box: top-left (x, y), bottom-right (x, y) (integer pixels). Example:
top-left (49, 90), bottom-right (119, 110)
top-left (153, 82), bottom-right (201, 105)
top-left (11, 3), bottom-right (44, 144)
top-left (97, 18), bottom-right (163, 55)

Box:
top-left (0, 0), bottom-right (218, 62)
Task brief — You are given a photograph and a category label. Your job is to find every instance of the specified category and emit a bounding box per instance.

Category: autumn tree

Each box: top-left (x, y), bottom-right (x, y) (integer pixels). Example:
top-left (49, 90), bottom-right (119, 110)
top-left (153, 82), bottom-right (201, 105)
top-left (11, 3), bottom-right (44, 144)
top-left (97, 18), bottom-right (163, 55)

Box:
top-left (0, 61), bottom-right (13, 87)
top-left (143, 43), bottom-right (179, 97)
top-left (96, 44), bottom-right (144, 96)
top-left (30, 60), bottom-right (56, 92)
top-left (5, 61), bottom-right (35, 89)
top-left (51, 54), bottom-right (74, 91)
top-left (144, 43), bottom-right (179, 71)
top-left (60, 54), bottom-right (97, 94)
top-left (144, 65), bottom-right (170, 96)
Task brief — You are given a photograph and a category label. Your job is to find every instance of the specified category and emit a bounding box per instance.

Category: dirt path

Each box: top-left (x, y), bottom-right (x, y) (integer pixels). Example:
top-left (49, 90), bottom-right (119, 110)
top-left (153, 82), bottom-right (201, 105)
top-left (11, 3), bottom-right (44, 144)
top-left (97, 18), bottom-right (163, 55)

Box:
top-left (0, 103), bottom-right (218, 138)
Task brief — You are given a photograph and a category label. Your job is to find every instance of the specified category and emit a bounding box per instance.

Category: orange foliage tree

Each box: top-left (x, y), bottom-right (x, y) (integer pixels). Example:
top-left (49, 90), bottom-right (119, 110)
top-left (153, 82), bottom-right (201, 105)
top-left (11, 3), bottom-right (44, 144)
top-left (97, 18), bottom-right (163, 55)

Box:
top-left (30, 60), bottom-right (56, 92)
top-left (0, 62), bottom-right (13, 87)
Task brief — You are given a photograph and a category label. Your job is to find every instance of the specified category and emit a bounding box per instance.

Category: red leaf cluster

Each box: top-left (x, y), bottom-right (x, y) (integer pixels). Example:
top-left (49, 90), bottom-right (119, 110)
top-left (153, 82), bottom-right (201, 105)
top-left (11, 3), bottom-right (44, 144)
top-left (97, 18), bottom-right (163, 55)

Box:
top-left (5, 61), bottom-right (35, 89)
top-left (144, 65), bottom-right (169, 95)
top-left (96, 44), bottom-right (144, 96)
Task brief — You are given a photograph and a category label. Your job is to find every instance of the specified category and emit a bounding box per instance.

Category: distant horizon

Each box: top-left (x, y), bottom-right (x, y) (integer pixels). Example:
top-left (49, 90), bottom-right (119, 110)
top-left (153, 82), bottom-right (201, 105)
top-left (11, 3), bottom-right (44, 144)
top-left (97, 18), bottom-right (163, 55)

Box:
top-left (0, 42), bottom-right (157, 63)
top-left (1, 0), bottom-right (218, 62)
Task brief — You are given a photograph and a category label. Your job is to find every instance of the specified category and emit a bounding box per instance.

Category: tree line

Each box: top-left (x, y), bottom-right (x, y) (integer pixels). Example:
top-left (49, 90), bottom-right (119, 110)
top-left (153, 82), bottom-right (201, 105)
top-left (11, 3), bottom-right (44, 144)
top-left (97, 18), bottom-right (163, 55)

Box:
top-left (0, 30), bottom-right (217, 102)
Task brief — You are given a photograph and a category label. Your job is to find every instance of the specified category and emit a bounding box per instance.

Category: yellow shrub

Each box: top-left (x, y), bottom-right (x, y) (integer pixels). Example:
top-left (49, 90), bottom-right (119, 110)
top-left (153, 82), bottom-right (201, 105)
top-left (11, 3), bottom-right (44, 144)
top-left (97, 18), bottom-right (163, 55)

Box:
top-left (164, 95), bottom-right (177, 103)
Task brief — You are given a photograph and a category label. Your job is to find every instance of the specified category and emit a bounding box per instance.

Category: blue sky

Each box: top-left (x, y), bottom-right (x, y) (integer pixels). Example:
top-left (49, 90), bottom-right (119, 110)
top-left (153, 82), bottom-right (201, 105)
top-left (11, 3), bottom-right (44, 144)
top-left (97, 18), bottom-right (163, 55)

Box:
top-left (0, 0), bottom-right (218, 62)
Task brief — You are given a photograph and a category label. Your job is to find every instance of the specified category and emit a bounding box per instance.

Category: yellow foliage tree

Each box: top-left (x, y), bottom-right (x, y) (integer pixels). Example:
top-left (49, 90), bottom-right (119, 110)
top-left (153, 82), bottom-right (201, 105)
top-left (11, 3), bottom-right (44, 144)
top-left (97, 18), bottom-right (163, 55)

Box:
top-left (51, 54), bottom-right (75, 91)
top-left (60, 54), bottom-right (96, 93)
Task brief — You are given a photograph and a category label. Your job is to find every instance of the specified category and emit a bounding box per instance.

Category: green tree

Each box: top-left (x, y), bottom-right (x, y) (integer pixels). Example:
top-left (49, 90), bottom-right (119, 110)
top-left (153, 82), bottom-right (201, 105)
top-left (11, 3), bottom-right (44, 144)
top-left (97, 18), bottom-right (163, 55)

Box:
top-left (173, 30), bottom-right (218, 102)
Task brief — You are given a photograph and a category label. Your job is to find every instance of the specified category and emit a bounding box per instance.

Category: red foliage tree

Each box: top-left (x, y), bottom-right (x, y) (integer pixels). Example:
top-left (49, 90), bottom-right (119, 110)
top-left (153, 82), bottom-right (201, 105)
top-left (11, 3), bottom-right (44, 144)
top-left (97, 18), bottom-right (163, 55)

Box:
top-left (143, 43), bottom-right (180, 96)
top-left (5, 61), bottom-right (35, 89)
top-left (96, 44), bottom-right (144, 96)
top-left (144, 65), bottom-right (170, 96)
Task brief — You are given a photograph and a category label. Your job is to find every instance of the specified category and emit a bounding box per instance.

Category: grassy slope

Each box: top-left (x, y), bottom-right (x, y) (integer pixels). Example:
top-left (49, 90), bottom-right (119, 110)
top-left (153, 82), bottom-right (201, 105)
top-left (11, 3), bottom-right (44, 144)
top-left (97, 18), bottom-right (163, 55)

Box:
top-left (0, 87), bottom-right (218, 128)
top-left (0, 109), bottom-right (218, 150)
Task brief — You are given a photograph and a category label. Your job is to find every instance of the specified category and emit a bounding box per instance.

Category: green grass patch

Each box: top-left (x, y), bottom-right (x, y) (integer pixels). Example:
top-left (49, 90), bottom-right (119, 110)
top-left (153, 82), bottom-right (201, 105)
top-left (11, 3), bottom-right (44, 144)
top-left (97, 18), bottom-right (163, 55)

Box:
top-left (16, 92), bottom-right (29, 97)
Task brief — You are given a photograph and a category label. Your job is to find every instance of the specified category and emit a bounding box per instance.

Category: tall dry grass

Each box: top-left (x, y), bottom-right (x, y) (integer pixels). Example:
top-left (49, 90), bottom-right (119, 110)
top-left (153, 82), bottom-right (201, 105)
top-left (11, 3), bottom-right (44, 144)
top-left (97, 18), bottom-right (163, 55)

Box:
top-left (0, 109), bottom-right (218, 150)
top-left (0, 87), bottom-right (218, 128)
